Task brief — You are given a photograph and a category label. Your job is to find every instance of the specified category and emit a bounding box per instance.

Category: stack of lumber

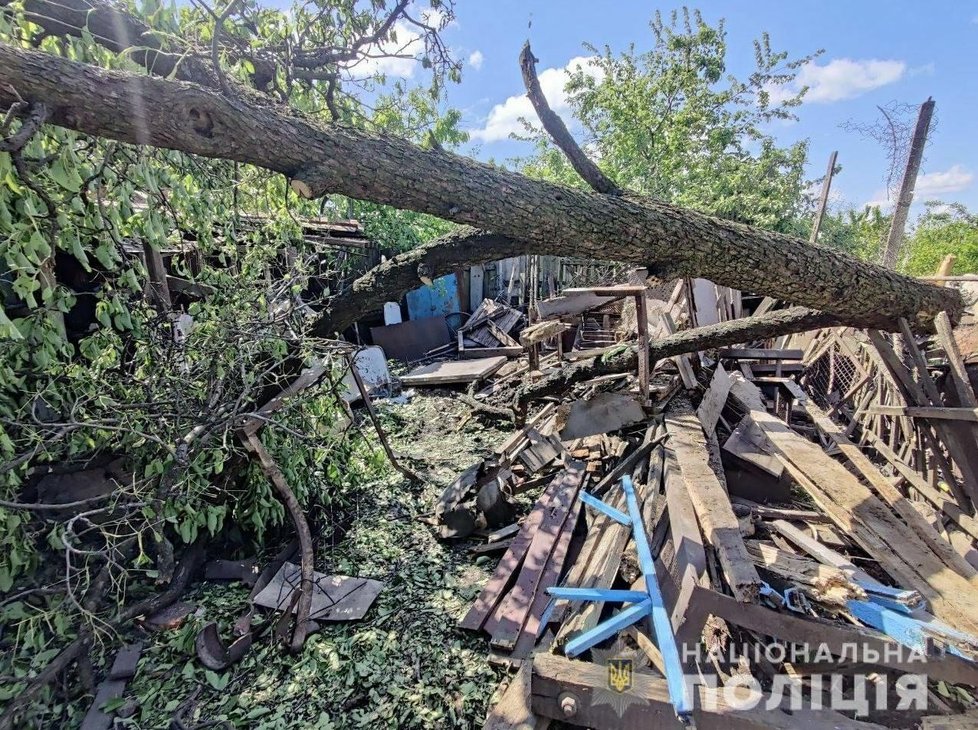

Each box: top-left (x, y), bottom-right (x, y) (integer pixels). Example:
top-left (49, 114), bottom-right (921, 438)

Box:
top-left (440, 286), bottom-right (978, 729)
top-left (458, 299), bottom-right (525, 358)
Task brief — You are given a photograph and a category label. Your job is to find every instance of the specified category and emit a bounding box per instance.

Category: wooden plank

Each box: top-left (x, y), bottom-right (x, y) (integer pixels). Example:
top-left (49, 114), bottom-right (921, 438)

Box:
top-left (660, 312), bottom-right (697, 389)
top-left (534, 292), bottom-right (614, 319)
top-left (488, 463), bottom-right (585, 650)
top-left (743, 363), bottom-right (804, 375)
top-left (749, 376), bottom-right (808, 403)
top-left (802, 399), bottom-right (978, 581)
top-left (864, 405), bottom-right (978, 422)
top-left (459, 473), bottom-right (570, 632)
top-left (769, 519), bottom-right (886, 588)
top-left (531, 653), bottom-right (885, 730)
top-left (663, 443), bottom-right (707, 589)
top-left (665, 406), bottom-right (760, 601)
top-left (400, 356), bottom-right (508, 386)
top-left (861, 429), bottom-right (978, 542)
top-left (730, 375), bottom-right (978, 636)
top-left (635, 292), bottom-right (650, 402)
top-left (460, 346), bottom-right (524, 359)
top-left (935, 311), bottom-right (978, 408)
top-left (723, 415), bottom-right (783, 478)
top-left (510, 499), bottom-right (581, 659)
top-left (142, 241), bottom-right (172, 309)
top-left (484, 662), bottom-right (549, 730)
top-left (562, 285), bottom-right (646, 297)
top-left (553, 486), bottom-right (632, 642)
top-left (696, 362), bottom-right (731, 434)
top-left (687, 585), bottom-right (978, 687)
top-left (718, 348), bottom-right (804, 361)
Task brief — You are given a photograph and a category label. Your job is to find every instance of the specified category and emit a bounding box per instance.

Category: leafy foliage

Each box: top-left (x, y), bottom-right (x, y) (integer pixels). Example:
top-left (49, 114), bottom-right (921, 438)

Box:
top-left (519, 8), bottom-right (819, 231)
top-left (0, 0), bottom-right (467, 719)
top-left (902, 203), bottom-right (978, 276)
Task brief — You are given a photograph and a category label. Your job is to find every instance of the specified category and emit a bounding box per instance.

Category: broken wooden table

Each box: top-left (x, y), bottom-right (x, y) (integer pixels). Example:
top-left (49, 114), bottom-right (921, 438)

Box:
top-left (562, 285), bottom-right (650, 404)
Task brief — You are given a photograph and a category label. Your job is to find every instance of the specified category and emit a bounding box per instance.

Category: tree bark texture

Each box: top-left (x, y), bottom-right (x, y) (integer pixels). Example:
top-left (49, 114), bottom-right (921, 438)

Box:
top-left (514, 306), bottom-right (840, 405)
top-left (0, 43), bottom-right (962, 329)
top-left (519, 41), bottom-right (621, 196)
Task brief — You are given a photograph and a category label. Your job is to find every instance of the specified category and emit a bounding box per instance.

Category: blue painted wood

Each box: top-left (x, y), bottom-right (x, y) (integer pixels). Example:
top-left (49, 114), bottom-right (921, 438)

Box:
top-left (564, 599), bottom-right (653, 658)
top-left (849, 599), bottom-right (978, 662)
top-left (621, 475), bottom-right (692, 718)
top-left (579, 490), bottom-right (631, 526)
top-left (549, 475), bottom-right (692, 720)
top-left (546, 587), bottom-right (648, 603)
top-left (406, 273), bottom-right (460, 321)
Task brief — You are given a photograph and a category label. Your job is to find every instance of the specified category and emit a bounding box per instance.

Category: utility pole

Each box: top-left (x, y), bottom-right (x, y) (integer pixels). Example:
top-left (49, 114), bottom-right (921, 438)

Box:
top-left (881, 97), bottom-right (936, 269)
top-left (810, 150), bottom-right (838, 243)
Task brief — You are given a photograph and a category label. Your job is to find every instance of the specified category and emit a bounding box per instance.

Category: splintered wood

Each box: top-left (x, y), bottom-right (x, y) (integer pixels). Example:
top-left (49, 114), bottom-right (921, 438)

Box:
top-left (439, 277), bottom-right (978, 729)
top-left (665, 403), bottom-right (760, 602)
top-left (730, 374), bottom-right (978, 635)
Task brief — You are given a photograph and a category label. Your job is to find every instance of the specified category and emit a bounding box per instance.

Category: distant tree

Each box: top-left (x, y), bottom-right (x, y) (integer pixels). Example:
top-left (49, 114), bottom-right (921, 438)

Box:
top-left (518, 8), bottom-right (820, 231)
top-left (786, 206), bottom-right (891, 262)
top-left (903, 202), bottom-right (978, 275)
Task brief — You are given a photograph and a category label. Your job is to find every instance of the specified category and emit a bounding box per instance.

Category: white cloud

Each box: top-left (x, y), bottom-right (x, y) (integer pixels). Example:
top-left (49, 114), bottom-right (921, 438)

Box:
top-left (916, 165), bottom-right (975, 197)
top-left (468, 50), bottom-right (484, 70)
top-left (863, 165), bottom-right (974, 210)
top-left (909, 62), bottom-right (935, 77)
top-left (347, 19), bottom-right (425, 79)
top-left (767, 58), bottom-right (906, 104)
top-left (468, 56), bottom-right (604, 143)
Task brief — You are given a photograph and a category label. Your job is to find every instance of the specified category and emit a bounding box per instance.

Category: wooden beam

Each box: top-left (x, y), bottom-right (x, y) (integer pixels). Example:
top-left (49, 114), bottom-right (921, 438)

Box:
top-left (687, 585), bottom-right (978, 687)
top-left (719, 348), bottom-right (804, 361)
top-left (935, 311), bottom-right (978, 409)
top-left (530, 653), bottom-right (886, 729)
top-left (864, 405), bottom-right (978, 422)
top-left (484, 662), bottom-right (549, 730)
top-left (696, 363), bottom-right (731, 434)
top-left (665, 405), bottom-right (760, 601)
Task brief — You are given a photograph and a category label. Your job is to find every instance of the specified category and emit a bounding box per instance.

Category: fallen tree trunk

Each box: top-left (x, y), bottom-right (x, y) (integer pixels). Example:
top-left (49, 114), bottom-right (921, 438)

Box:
top-left (514, 306), bottom-right (840, 406)
top-left (0, 42), bottom-right (961, 330)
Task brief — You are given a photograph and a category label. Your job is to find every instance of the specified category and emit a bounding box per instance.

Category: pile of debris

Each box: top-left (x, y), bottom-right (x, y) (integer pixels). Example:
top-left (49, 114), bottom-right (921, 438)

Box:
top-left (426, 274), bottom-right (978, 729)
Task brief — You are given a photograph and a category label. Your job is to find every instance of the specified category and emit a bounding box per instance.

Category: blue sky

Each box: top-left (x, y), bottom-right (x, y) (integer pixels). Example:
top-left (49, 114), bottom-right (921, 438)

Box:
top-left (383, 1), bottom-right (978, 216)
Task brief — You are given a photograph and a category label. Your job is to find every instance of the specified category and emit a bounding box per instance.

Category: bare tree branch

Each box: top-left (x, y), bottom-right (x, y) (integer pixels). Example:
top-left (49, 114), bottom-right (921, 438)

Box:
top-left (519, 41), bottom-right (621, 196)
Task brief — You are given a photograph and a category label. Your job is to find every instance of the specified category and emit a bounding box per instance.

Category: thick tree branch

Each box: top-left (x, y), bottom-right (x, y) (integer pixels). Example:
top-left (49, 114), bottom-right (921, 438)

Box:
top-left (314, 227), bottom-right (526, 335)
top-left (11, 0), bottom-right (220, 88)
top-left (519, 41), bottom-right (621, 196)
top-left (513, 306), bottom-right (841, 406)
top-left (0, 42), bottom-right (962, 330)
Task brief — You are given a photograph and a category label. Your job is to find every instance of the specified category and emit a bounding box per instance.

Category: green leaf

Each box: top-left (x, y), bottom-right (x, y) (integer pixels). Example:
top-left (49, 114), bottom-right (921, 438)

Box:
top-left (204, 669), bottom-right (229, 691)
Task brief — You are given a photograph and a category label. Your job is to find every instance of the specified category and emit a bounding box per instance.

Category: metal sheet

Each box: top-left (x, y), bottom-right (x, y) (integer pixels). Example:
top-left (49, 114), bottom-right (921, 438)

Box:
top-left (370, 316), bottom-right (450, 362)
top-left (253, 562), bottom-right (383, 622)
top-left (406, 273), bottom-right (460, 320)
